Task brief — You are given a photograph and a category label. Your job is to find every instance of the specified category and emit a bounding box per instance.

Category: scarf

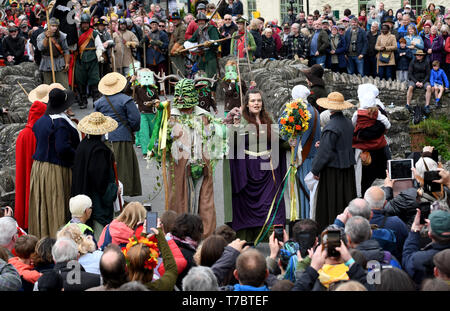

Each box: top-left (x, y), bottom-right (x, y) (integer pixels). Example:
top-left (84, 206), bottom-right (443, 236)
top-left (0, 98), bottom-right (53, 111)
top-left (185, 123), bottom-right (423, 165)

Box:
top-left (235, 30), bottom-right (249, 58)
top-left (49, 112), bottom-right (82, 141)
top-left (318, 264), bottom-right (349, 288)
top-left (169, 233), bottom-right (198, 250)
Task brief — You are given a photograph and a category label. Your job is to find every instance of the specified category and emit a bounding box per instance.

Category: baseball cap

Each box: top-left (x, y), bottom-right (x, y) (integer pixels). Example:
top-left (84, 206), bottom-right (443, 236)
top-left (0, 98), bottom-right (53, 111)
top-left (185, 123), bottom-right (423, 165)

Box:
top-left (429, 210), bottom-right (450, 238)
top-left (405, 4), bottom-right (411, 9)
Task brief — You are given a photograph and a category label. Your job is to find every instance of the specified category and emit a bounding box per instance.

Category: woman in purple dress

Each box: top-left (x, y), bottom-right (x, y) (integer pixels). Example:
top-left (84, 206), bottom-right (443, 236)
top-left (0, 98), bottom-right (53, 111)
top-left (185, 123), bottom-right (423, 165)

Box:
top-left (226, 89), bottom-right (287, 242)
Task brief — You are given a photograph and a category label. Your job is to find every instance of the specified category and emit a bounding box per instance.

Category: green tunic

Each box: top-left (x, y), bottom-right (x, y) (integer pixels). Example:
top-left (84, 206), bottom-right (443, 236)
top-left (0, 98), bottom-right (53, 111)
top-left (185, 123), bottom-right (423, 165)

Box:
top-left (188, 25), bottom-right (220, 78)
top-left (75, 29), bottom-right (100, 86)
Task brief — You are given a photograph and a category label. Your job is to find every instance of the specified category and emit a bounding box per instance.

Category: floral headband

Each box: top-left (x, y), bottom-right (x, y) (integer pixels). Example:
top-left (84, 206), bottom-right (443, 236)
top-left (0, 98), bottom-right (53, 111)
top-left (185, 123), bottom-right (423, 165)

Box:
top-left (121, 235), bottom-right (159, 270)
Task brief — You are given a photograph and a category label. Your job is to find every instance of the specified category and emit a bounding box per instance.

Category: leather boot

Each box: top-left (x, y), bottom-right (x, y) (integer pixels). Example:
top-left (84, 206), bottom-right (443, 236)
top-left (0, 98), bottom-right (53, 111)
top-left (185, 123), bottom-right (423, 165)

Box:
top-left (78, 85), bottom-right (87, 109)
top-left (90, 84), bottom-right (101, 104)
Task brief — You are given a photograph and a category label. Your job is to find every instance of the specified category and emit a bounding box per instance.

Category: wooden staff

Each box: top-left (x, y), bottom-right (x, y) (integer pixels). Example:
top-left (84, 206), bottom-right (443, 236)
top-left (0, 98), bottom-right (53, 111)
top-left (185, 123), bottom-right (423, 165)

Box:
top-left (141, 9), bottom-right (146, 68)
top-left (162, 101), bottom-right (171, 211)
top-left (45, 7), bottom-right (56, 83)
top-left (108, 8), bottom-right (116, 72)
top-left (177, 36), bottom-right (238, 54)
top-left (17, 81), bottom-right (29, 96)
top-left (129, 46), bottom-right (136, 98)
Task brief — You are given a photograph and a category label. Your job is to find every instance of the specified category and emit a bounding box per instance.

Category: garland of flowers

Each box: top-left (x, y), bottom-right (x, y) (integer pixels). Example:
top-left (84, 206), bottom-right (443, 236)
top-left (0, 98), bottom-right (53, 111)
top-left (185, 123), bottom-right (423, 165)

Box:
top-left (121, 235), bottom-right (159, 270)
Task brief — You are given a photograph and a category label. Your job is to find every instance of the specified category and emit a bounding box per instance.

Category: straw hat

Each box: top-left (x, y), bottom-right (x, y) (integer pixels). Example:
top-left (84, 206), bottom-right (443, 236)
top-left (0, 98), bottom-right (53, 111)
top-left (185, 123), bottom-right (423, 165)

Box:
top-left (98, 72), bottom-right (127, 96)
top-left (316, 92), bottom-right (354, 110)
top-left (28, 84), bottom-right (50, 103)
top-left (48, 82), bottom-right (65, 91)
top-left (77, 112), bottom-right (118, 135)
top-left (415, 50), bottom-right (426, 56)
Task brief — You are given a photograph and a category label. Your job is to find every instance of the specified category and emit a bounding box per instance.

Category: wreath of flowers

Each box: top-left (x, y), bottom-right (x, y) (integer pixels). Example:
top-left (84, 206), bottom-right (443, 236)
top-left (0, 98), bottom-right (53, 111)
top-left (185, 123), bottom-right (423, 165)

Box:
top-left (121, 235), bottom-right (159, 271)
top-left (278, 99), bottom-right (311, 140)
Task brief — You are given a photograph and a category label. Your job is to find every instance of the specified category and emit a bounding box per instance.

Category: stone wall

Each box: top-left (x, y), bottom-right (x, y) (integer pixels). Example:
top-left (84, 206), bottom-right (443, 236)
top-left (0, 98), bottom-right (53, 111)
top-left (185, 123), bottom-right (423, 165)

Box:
top-left (217, 56), bottom-right (450, 159)
top-left (0, 63), bottom-right (41, 207)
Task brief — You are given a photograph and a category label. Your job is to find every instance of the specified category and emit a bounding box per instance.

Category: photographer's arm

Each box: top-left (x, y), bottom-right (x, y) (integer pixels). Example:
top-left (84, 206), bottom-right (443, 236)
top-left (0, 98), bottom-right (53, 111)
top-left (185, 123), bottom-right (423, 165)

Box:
top-left (292, 245), bottom-right (325, 291)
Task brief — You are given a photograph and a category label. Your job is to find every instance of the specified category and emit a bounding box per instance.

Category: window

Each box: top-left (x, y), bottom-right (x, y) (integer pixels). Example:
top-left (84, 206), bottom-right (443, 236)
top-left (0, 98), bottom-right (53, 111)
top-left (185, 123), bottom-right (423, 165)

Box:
top-left (247, 0), bottom-right (257, 19)
top-left (408, 0), bottom-right (424, 16)
top-left (358, 0), bottom-right (376, 15)
top-left (280, 0), bottom-right (304, 23)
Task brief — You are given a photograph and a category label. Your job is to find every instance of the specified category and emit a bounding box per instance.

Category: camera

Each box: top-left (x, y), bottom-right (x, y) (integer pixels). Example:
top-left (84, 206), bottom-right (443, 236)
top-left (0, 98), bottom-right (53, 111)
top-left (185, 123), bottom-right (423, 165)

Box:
top-left (351, 41), bottom-right (357, 52)
top-left (423, 170), bottom-right (441, 193)
top-left (274, 225), bottom-right (284, 242)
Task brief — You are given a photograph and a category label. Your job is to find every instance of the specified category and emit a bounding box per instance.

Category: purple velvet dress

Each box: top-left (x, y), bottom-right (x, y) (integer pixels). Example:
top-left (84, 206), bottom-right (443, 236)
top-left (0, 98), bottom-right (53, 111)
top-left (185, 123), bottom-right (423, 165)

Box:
top-left (229, 132), bottom-right (287, 232)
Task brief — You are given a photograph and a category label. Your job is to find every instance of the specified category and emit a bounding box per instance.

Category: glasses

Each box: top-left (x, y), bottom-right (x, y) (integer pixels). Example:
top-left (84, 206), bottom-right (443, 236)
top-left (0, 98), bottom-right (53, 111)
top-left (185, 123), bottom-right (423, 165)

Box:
top-left (224, 18), bottom-right (231, 20)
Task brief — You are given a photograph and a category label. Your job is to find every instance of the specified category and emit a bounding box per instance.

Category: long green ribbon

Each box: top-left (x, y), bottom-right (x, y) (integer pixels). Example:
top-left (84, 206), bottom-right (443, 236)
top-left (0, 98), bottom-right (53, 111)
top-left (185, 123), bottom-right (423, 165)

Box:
top-left (254, 166), bottom-right (292, 246)
top-left (147, 101), bottom-right (169, 157)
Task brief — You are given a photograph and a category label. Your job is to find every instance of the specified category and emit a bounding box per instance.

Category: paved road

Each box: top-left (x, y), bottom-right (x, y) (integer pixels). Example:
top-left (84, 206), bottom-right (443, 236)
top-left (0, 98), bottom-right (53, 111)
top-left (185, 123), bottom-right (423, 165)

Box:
top-left (74, 95), bottom-right (225, 228)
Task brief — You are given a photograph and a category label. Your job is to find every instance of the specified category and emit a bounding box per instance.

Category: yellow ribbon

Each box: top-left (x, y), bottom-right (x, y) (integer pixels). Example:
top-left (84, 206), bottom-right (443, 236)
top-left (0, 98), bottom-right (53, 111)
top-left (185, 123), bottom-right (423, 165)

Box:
top-left (158, 101), bottom-right (170, 152)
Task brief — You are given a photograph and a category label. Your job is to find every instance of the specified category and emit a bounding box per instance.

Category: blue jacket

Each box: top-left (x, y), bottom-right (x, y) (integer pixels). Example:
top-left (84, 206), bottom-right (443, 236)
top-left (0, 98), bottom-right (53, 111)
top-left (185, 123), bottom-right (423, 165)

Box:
top-left (232, 1), bottom-right (243, 16)
top-left (94, 93), bottom-right (140, 142)
top-left (326, 34), bottom-right (347, 68)
top-left (233, 284), bottom-right (269, 291)
top-left (395, 47), bottom-right (413, 71)
top-left (344, 27), bottom-right (368, 56)
top-left (402, 231), bottom-right (450, 285)
top-left (397, 23), bottom-right (417, 39)
top-left (370, 209), bottom-right (409, 263)
top-left (430, 68), bottom-right (449, 88)
top-left (32, 115), bottom-right (80, 168)
top-left (143, 30), bottom-right (169, 65)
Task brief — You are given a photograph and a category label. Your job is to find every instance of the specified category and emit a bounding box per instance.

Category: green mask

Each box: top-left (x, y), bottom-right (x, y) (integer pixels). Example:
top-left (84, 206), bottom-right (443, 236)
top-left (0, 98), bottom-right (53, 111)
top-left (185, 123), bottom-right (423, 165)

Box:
top-left (173, 79), bottom-right (198, 109)
top-left (224, 65), bottom-right (238, 81)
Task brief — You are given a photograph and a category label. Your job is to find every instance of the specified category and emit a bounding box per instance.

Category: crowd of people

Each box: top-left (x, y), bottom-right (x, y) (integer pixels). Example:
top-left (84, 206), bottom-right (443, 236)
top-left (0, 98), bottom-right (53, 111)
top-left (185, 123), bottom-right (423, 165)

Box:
top-left (0, 0), bottom-right (449, 293)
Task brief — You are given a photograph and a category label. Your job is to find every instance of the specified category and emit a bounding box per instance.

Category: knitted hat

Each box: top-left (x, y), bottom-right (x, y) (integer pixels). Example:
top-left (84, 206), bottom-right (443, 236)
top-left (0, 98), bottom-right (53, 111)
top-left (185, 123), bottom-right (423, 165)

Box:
top-left (77, 112), bottom-right (118, 135)
top-left (69, 195), bottom-right (92, 218)
top-left (429, 210), bottom-right (450, 238)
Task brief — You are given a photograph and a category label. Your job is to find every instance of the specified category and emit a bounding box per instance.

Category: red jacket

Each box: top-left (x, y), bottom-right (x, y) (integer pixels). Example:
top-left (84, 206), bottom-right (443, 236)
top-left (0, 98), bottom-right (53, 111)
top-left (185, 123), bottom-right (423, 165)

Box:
top-left (185, 20), bottom-right (198, 40)
top-left (14, 101), bottom-right (47, 229)
top-left (157, 238), bottom-right (187, 276)
top-left (445, 37), bottom-right (450, 64)
top-left (8, 257), bottom-right (42, 284)
top-left (352, 109), bottom-right (387, 150)
top-left (97, 219), bottom-right (144, 249)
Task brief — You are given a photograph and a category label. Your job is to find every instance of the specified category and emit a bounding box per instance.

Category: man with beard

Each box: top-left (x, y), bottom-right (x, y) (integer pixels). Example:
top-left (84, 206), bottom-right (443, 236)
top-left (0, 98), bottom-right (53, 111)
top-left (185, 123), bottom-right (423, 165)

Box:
top-left (112, 18), bottom-right (139, 76)
top-left (188, 12), bottom-right (220, 79)
top-left (95, 17), bottom-right (114, 78)
top-left (36, 18), bottom-right (70, 86)
top-left (142, 19), bottom-right (169, 75)
top-left (74, 14), bottom-right (104, 109)
top-left (2, 24), bottom-right (28, 65)
top-left (169, 11), bottom-right (186, 77)
top-left (219, 14), bottom-right (237, 57)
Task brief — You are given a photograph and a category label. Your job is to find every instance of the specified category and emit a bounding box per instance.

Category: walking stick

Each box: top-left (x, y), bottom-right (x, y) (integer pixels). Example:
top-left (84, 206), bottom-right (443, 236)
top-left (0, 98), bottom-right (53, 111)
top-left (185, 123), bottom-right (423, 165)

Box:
top-left (129, 46), bottom-right (136, 98)
top-left (17, 81), bottom-right (29, 96)
top-left (141, 9), bottom-right (146, 69)
top-left (108, 7), bottom-right (116, 72)
top-left (45, 7), bottom-right (56, 83)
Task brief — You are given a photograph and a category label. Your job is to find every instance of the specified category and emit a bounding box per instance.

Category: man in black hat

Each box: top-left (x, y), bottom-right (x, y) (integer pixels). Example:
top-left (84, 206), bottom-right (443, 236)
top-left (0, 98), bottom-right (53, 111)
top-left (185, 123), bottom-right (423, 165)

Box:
top-left (169, 11), bottom-right (187, 76)
top-left (74, 13), bottom-right (104, 109)
top-left (95, 17), bottom-right (115, 78)
top-left (187, 12), bottom-right (220, 79)
top-left (2, 24), bottom-right (28, 66)
top-left (36, 18), bottom-right (70, 87)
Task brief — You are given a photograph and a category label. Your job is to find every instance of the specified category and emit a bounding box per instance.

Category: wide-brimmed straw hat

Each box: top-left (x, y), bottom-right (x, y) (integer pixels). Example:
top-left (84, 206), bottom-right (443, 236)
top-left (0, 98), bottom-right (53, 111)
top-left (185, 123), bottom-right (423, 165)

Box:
top-left (77, 112), bottom-right (118, 135)
top-left (98, 72), bottom-right (127, 96)
top-left (415, 49), bottom-right (426, 56)
top-left (316, 92), bottom-right (354, 110)
top-left (45, 88), bottom-right (75, 115)
top-left (28, 84), bottom-right (50, 103)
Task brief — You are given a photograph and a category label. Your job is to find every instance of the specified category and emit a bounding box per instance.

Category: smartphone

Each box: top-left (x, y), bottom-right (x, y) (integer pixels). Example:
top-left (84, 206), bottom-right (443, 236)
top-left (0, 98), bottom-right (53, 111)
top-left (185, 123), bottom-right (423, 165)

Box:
top-left (419, 204), bottom-right (431, 225)
top-left (423, 171), bottom-right (441, 193)
top-left (324, 230), bottom-right (341, 258)
top-left (388, 159), bottom-right (414, 180)
top-left (146, 211), bottom-right (158, 233)
top-left (295, 232), bottom-right (316, 258)
top-left (243, 242), bottom-right (255, 248)
top-left (274, 225), bottom-right (284, 242)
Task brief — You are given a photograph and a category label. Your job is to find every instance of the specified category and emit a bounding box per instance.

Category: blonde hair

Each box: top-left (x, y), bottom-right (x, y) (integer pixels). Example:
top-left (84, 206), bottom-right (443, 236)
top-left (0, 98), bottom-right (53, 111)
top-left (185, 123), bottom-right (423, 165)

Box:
top-left (334, 281), bottom-right (368, 291)
top-left (262, 28), bottom-right (272, 35)
top-left (300, 27), bottom-right (310, 37)
top-left (116, 202), bottom-right (147, 230)
top-left (57, 224), bottom-right (96, 256)
top-left (249, 19), bottom-right (260, 31)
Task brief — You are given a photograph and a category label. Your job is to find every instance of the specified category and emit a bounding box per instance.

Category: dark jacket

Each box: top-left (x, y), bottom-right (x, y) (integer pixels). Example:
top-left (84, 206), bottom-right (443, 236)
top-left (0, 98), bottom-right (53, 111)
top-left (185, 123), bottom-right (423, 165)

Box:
top-left (307, 85), bottom-right (328, 112)
top-left (371, 209), bottom-right (409, 263)
top-left (284, 33), bottom-right (308, 59)
top-left (232, 0), bottom-right (243, 16)
top-left (219, 23), bottom-right (238, 57)
top-left (30, 26), bottom-right (45, 66)
top-left (395, 47), bottom-right (414, 71)
top-left (174, 239), bottom-right (197, 290)
top-left (222, 79), bottom-right (247, 112)
top-left (311, 112), bottom-right (356, 176)
top-left (327, 34), bottom-right (347, 68)
top-left (292, 262), bottom-right (370, 291)
top-left (250, 29), bottom-right (262, 59)
top-left (1, 35), bottom-right (28, 65)
top-left (408, 57), bottom-right (431, 83)
top-left (402, 231), bottom-right (450, 285)
top-left (355, 239), bottom-right (400, 267)
top-left (37, 261), bottom-right (101, 291)
top-left (32, 115), bottom-right (80, 168)
top-left (344, 27), bottom-right (368, 56)
top-left (309, 29), bottom-right (330, 56)
top-left (94, 93), bottom-right (141, 142)
top-left (383, 186), bottom-right (424, 227)
top-left (366, 31), bottom-right (380, 58)
top-left (211, 246), bottom-right (240, 286)
top-left (423, 34), bottom-right (444, 64)
top-left (261, 35), bottom-right (278, 59)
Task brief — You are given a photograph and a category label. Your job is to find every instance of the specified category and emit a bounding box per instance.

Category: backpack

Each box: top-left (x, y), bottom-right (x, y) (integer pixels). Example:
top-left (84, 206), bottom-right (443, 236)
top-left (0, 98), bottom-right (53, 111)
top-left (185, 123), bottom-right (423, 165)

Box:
top-left (99, 224), bottom-right (128, 251)
top-left (371, 215), bottom-right (397, 255)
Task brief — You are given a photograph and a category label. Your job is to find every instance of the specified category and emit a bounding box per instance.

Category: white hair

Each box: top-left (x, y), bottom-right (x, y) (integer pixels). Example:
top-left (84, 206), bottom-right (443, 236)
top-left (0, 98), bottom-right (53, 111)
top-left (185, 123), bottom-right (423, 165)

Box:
top-left (52, 238), bottom-right (79, 263)
top-left (182, 266), bottom-right (219, 291)
top-left (364, 187), bottom-right (386, 210)
top-left (69, 195), bottom-right (92, 218)
top-left (0, 217), bottom-right (17, 247)
top-left (345, 216), bottom-right (372, 245)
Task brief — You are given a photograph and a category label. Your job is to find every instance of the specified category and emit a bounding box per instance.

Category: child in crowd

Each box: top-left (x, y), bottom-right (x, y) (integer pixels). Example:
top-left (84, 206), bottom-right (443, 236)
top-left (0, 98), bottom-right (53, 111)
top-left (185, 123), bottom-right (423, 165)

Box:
top-left (430, 60), bottom-right (449, 108)
top-left (395, 37), bottom-right (413, 82)
top-left (8, 235), bottom-right (42, 287)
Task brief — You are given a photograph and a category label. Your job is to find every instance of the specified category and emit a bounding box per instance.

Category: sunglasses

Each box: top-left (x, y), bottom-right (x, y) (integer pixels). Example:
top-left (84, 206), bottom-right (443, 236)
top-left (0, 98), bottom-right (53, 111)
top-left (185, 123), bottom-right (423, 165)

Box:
top-left (159, 25), bottom-right (165, 27)
top-left (224, 18), bottom-right (231, 20)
